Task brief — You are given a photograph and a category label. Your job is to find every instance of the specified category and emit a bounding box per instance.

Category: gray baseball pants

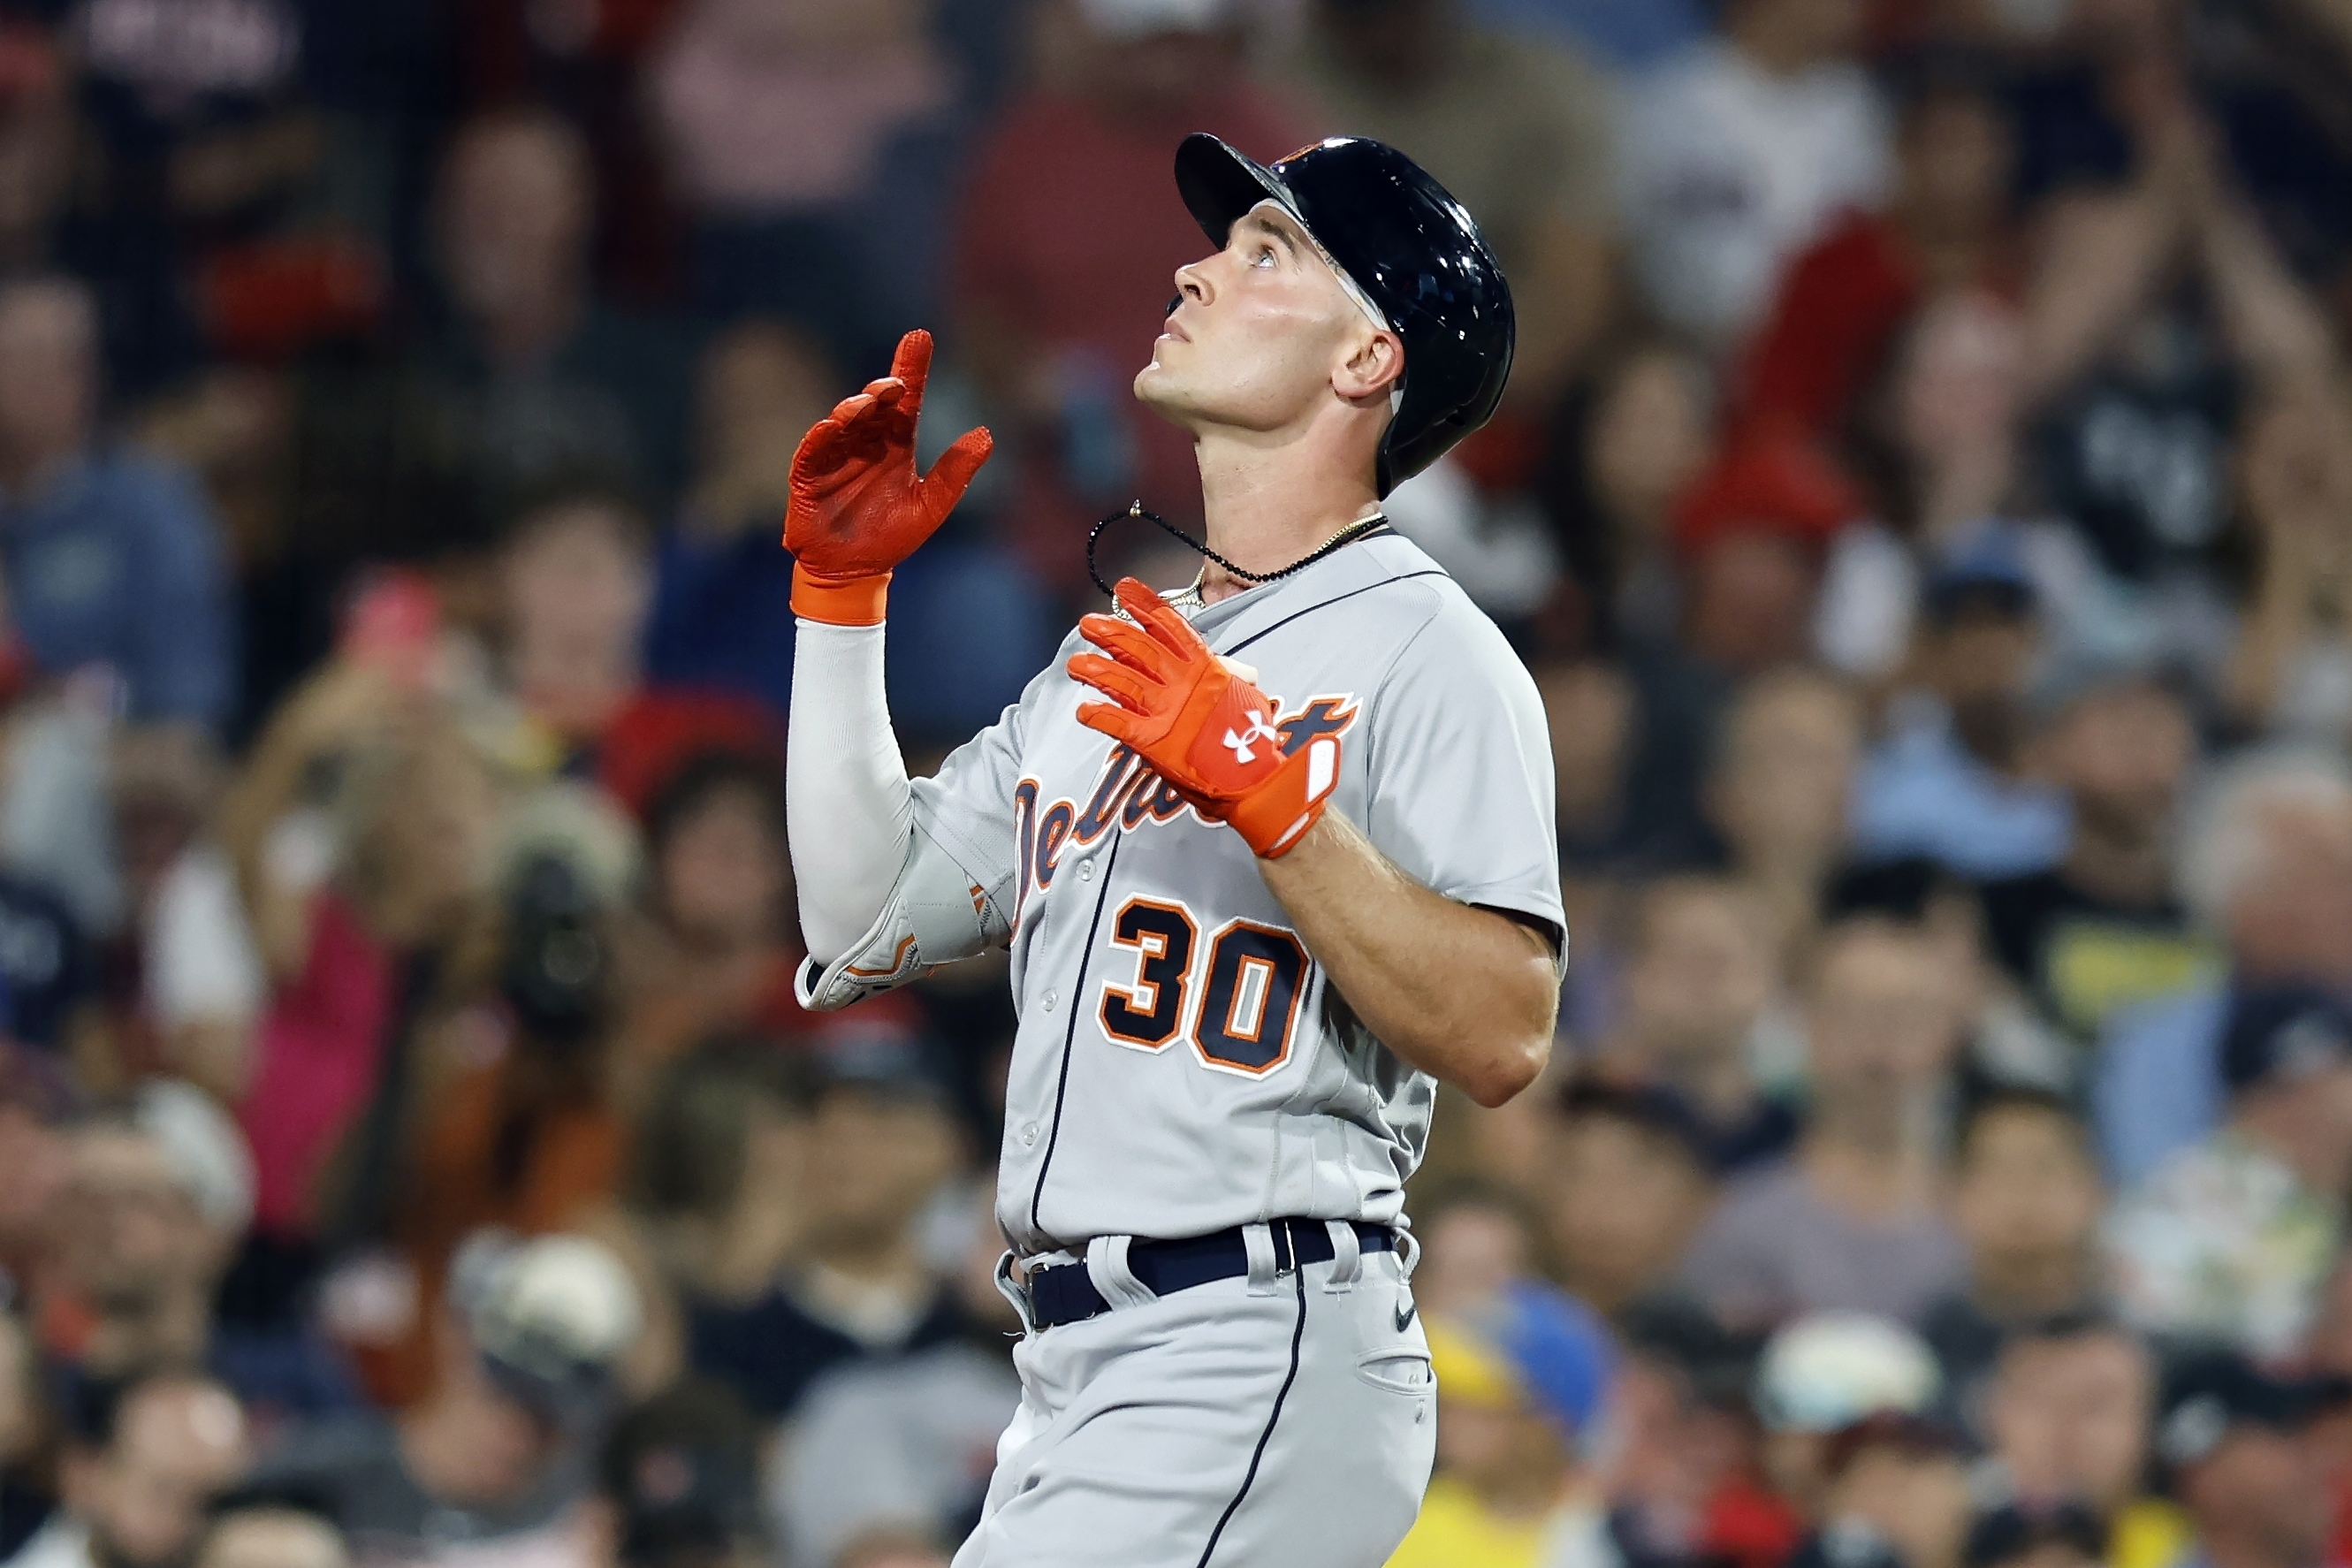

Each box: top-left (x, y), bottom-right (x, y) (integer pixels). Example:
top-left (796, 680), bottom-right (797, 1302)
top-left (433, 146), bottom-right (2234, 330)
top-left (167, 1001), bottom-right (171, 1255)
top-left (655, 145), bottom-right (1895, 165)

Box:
top-left (952, 1223), bottom-right (1435, 1568)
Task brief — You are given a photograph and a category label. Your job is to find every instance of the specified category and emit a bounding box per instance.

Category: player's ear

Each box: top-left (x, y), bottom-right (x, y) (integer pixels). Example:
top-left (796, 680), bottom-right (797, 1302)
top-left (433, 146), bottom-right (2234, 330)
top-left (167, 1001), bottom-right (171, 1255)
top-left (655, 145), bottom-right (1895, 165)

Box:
top-left (1334, 327), bottom-right (1404, 407)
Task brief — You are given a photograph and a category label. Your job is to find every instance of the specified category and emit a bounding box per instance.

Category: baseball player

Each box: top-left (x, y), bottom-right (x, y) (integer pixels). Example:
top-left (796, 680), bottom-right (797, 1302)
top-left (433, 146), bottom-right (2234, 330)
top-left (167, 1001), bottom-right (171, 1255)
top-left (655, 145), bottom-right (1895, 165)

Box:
top-left (782, 133), bottom-right (1563, 1566)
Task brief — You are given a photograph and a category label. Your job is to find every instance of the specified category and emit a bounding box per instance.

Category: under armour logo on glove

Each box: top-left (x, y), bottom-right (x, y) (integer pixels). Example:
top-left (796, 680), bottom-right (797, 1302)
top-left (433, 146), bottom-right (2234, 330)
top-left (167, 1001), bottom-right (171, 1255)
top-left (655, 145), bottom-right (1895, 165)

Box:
top-left (1223, 712), bottom-right (1279, 764)
top-left (1067, 578), bottom-right (1349, 858)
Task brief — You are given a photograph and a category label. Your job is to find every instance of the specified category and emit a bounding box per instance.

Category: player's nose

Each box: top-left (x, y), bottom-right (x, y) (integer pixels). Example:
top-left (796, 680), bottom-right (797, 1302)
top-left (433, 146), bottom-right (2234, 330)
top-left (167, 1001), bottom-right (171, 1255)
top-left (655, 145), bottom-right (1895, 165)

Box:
top-left (1172, 257), bottom-right (1211, 309)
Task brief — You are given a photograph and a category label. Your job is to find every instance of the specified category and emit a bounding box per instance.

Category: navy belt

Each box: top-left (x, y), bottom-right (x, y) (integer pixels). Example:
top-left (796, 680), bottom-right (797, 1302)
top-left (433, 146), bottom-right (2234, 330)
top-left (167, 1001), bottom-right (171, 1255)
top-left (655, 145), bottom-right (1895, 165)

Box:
top-left (1027, 1218), bottom-right (1394, 1329)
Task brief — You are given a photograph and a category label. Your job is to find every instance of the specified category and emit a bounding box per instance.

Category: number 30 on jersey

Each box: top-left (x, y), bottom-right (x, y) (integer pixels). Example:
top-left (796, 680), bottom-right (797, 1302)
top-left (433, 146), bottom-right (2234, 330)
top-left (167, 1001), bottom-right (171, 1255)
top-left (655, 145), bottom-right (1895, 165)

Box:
top-left (1097, 896), bottom-right (1309, 1077)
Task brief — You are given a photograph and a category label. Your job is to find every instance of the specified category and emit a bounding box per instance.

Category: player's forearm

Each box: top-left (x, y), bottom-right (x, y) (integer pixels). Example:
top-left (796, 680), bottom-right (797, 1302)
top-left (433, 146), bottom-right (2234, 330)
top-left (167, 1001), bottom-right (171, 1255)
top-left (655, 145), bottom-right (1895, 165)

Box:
top-left (1257, 811), bottom-right (1557, 1107)
top-left (787, 620), bottom-right (915, 962)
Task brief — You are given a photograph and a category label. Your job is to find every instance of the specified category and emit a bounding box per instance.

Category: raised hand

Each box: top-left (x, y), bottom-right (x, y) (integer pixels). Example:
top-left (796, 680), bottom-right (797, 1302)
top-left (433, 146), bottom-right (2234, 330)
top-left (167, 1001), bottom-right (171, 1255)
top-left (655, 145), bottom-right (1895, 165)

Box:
top-left (1068, 577), bottom-right (1343, 858)
top-left (784, 329), bottom-right (994, 625)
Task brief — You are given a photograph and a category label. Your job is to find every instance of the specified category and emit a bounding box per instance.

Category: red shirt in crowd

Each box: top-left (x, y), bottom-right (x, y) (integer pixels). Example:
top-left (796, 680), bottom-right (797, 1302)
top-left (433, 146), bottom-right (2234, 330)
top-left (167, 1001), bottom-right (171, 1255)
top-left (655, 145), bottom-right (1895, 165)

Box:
top-left (951, 88), bottom-right (1303, 594)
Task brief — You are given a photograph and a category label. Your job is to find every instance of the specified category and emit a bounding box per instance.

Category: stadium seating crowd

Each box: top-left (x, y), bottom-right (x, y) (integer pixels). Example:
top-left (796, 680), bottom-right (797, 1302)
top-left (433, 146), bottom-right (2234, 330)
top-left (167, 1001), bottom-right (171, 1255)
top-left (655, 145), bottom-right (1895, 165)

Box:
top-left (2, 0), bottom-right (2352, 1565)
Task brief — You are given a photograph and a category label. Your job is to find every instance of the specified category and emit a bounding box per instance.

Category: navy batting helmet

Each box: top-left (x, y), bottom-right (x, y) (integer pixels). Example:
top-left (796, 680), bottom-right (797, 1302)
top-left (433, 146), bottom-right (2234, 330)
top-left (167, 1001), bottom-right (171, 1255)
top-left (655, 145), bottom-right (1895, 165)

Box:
top-left (1173, 132), bottom-right (1515, 499)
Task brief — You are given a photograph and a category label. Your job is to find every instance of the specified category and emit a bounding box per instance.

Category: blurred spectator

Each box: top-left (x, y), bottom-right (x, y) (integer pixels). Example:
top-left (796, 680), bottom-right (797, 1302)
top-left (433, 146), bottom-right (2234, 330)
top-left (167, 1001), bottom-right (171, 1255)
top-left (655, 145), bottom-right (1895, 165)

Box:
top-left (0, 858), bottom-right (99, 1069)
top-left (1978, 1317), bottom-right (2188, 1568)
top-left (1412, 1187), bottom-right (1539, 1321)
top-left (1281, 0), bottom-right (1618, 410)
top-left (1465, 0), bottom-right (1705, 72)
top-left (1703, 667), bottom-right (1863, 971)
top-left (2020, 91), bottom-right (2338, 599)
top-left (687, 1029), bottom-right (970, 1420)
top-left (773, 1185), bottom-right (1021, 1568)
top-left (1819, 856), bottom-right (2071, 1096)
top-left (1387, 1283), bottom-right (1617, 1568)
top-left (0, 1311), bottom-right (52, 1560)
top-left (2105, 986), bottom-right (2352, 1361)
top-left (1920, 1092), bottom-right (2108, 1406)
top-left (491, 488), bottom-right (781, 810)
top-left (645, 320), bottom-right (830, 721)
top-left (1535, 339), bottom-right (1716, 658)
top-left (0, 1046), bottom-right (75, 1304)
top-left (0, 25), bottom-right (187, 397)
top-left (649, 0), bottom-right (955, 356)
top-left (1808, 294), bottom-right (2132, 688)
top-left (0, 277), bottom-right (235, 729)
top-left (49, 1082), bottom-right (353, 1431)
top-left (2225, 385), bottom-right (2352, 746)
top-left (1593, 878), bottom-right (1794, 1169)
top-left (1977, 668), bottom-right (2211, 1047)
top-left (617, 753), bottom-right (808, 1083)
top-left (2150, 1352), bottom-right (2333, 1568)
top-left (1681, 919), bottom-right (1968, 1328)
top-left (949, 0), bottom-right (1299, 598)
top-left (497, 489), bottom-right (655, 751)
top-left (3, 1371), bottom-right (250, 1568)
top-left (1851, 544), bottom-right (2068, 879)
top-left (1784, 1413), bottom-right (1971, 1568)
top-left (1959, 1503), bottom-right (2107, 1568)
top-left (2096, 752), bottom-right (2352, 1185)
top-left (1751, 1313), bottom-right (1941, 1523)
top-left (1610, 1298), bottom-right (1785, 1568)
top-left (1541, 1077), bottom-right (1719, 1317)
top-left (581, 1042), bottom-right (814, 1399)
top-left (1615, 0), bottom-right (1891, 352)
top-left (1675, 437), bottom-right (1858, 683)
top-left (110, 726), bottom-right (265, 1105)
top-left (219, 670), bottom-right (497, 1280)
top-left (369, 788), bottom-right (643, 1404)
top-left (1734, 62), bottom-right (2018, 453)
top-left (193, 1504), bottom-right (348, 1568)
top-left (252, 1232), bottom-right (639, 1566)
top-left (429, 109), bottom-right (694, 518)
top-left (584, 1382), bottom-right (764, 1568)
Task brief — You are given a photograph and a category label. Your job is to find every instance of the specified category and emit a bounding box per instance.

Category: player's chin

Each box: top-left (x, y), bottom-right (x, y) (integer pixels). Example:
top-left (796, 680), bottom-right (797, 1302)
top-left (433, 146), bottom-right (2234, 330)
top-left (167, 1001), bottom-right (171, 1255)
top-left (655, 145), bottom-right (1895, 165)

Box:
top-left (1132, 362), bottom-right (1198, 422)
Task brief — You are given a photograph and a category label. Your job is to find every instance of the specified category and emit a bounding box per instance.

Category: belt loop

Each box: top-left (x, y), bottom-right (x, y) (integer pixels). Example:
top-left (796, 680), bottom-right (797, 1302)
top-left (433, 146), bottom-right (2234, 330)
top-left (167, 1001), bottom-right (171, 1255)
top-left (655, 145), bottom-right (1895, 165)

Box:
top-left (1393, 1224), bottom-right (1421, 1281)
top-left (1242, 1222), bottom-right (1281, 1296)
top-left (1321, 1221), bottom-right (1362, 1293)
top-left (1085, 1235), bottom-right (1156, 1311)
top-left (993, 1250), bottom-right (1039, 1336)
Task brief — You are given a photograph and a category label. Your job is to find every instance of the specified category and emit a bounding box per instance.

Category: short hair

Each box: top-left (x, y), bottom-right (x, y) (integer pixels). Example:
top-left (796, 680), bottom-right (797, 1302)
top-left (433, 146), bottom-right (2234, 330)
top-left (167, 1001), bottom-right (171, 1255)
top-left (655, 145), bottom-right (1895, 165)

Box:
top-left (630, 1039), bottom-right (815, 1218)
top-left (440, 104), bottom-right (594, 203)
top-left (1823, 856), bottom-right (1976, 928)
top-left (646, 748), bottom-right (788, 864)
top-left (1993, 1311), bottom-right (2148, 1379)
top-left (1626, 874), bottom-right (1769, 958)
top-left (498, 480), bottom-right (653, 553)
top-left (1705, 664), bottom-right (1860, 782)
top-left (1557, 1073), bottom-right (1716, 1170)
top-left (2176, 748), bottom-right (2352, 931)
top-left (1953, 1085), bottom-right (2093, 1168)
top-left (62, 1367), bottom-right (236, 1452)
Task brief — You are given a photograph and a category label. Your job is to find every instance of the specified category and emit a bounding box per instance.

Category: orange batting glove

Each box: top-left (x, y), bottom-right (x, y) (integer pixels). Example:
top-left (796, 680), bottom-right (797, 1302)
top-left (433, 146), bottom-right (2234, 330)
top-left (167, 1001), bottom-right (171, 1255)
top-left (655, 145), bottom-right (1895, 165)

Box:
top-left (784, 329), bottom-right (994, 626)
top-left (1068, 577), bottom-right (1343, 859)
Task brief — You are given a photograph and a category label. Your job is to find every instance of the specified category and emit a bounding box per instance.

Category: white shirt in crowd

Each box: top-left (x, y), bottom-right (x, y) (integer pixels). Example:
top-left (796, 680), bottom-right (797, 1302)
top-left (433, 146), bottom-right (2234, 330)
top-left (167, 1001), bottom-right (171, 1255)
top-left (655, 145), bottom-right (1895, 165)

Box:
top-left (1615, 37), bottom-right (1892, 351)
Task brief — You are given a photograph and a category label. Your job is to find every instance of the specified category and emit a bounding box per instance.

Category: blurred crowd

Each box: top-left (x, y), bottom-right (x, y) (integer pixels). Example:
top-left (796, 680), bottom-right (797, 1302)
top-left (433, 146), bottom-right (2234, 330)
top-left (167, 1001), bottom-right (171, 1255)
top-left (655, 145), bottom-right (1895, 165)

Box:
top-left (0, 0), bottom-right (2347, 1566)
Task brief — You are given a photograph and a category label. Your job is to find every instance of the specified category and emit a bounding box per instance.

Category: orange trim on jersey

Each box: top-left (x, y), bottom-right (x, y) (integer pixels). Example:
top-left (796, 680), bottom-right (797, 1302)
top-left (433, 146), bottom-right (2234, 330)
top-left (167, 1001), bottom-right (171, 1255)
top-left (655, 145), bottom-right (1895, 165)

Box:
top-left (843, 934), bottom-right (918, 978)
top-left (1191, 919), bottom-right (1310, 1078)
top-left (1100, 895), bottom-right (1199, 1051)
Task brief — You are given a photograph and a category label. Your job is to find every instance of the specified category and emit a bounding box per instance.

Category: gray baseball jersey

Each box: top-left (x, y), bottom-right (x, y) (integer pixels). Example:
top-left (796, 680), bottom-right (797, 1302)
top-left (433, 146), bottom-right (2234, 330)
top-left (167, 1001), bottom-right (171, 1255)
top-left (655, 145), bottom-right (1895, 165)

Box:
top-left (805, 531), bottom-right (1562, 1254)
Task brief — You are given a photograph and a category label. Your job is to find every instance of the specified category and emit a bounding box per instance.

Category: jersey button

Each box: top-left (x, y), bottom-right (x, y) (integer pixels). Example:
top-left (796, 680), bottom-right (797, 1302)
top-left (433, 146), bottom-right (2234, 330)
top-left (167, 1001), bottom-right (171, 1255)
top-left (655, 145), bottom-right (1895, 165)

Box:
top-left (1042, 988), bottom-right (1058, 1012)
top-left (1077, 859), bottom-right (1094, 882)
top-left (1020, 1123), bottom-right (1039, 1147)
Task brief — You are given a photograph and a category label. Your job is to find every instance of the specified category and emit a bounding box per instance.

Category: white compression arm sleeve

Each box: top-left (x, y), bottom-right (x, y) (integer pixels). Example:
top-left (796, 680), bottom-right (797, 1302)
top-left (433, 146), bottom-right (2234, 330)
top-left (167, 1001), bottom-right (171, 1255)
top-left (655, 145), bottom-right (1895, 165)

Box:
top-left (788, 620), bottom-right (914, 963)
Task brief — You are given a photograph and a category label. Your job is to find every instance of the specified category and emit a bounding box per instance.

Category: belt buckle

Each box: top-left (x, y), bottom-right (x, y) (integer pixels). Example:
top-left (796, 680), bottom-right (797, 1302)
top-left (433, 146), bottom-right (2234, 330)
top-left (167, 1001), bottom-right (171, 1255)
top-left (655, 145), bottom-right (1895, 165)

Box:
top-left (1273, 1219), bottom-right (1298, 1277)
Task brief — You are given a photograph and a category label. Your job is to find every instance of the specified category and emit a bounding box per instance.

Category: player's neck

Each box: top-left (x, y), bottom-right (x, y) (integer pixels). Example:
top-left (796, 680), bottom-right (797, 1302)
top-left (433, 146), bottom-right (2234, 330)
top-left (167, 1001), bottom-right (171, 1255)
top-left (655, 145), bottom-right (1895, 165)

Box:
top-left (1192, 427), bottom-right (1382, 605)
